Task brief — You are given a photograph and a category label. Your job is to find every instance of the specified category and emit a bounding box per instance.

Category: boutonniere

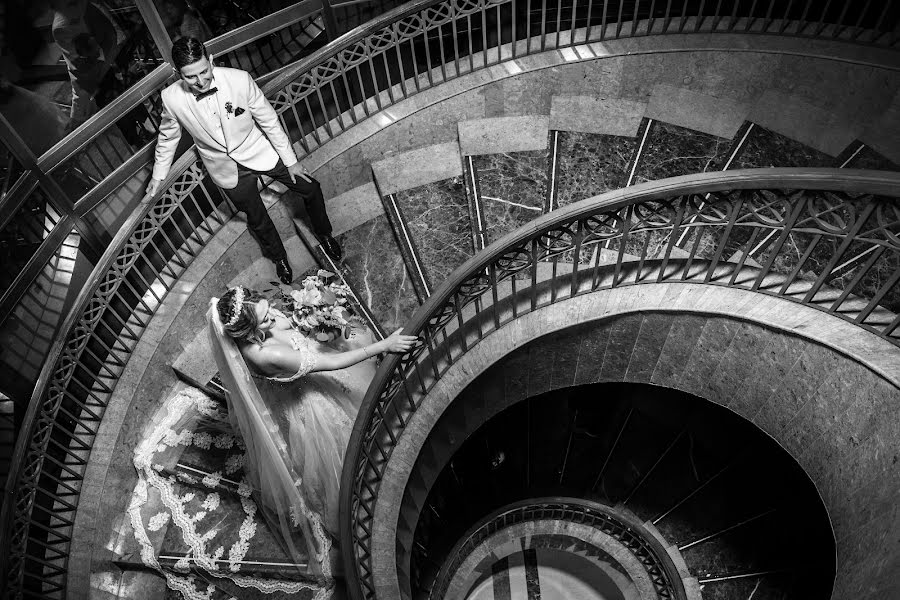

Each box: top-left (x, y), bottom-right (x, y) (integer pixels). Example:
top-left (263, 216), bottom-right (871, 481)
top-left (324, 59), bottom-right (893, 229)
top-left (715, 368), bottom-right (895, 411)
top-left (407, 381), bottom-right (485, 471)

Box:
top-left (225, 102), bottom-right (233, 117)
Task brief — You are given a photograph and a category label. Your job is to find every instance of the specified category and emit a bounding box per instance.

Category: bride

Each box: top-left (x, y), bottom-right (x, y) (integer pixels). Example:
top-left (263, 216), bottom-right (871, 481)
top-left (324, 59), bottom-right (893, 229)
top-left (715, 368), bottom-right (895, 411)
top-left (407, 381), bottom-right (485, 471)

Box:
top-left (207, 285), bottom-right (416, 583)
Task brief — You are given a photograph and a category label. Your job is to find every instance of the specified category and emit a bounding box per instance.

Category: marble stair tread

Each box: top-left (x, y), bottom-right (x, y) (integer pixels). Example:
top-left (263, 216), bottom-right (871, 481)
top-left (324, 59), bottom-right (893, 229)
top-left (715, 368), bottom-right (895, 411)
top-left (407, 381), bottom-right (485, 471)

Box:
top-left (748, 89), bottom-right (859, 156)
top-left (646, 84), bottom-right (749, 139)
top-left (370, 142), bottom-right (463, 195)
top-left (326, 182), bottom-right (386, 235)
top-left (458, 115), bottom-right (550, 155)
top-left (549, 95), bottom-right (647, 137)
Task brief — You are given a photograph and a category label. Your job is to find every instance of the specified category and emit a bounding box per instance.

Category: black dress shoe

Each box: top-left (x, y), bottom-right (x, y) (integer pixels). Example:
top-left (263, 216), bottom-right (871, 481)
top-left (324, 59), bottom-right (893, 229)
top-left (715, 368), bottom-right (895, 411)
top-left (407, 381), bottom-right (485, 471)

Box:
top-left (321, 235), bottom-right (343, 261)
top-left (273, 258), bottom-right (293, 285)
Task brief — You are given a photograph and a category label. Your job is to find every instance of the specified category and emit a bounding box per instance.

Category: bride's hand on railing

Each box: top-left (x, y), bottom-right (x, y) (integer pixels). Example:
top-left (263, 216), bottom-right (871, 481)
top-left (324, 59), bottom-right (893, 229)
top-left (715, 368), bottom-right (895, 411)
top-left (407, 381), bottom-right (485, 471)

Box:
top-left (378, 328), bottom-right (418, 354)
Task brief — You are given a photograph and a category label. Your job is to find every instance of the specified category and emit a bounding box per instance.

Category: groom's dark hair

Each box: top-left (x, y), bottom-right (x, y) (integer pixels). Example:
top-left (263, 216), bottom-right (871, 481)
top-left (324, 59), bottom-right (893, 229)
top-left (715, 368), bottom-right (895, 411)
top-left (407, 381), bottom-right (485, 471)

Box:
top-left (171, 37), bottom-right (208, 71)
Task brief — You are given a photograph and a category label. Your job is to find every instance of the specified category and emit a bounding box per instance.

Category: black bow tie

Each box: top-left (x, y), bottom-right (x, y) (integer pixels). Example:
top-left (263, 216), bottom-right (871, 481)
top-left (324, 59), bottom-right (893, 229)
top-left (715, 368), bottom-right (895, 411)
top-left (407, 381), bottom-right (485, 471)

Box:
top-left (194, 87), bottom-right (218, 101)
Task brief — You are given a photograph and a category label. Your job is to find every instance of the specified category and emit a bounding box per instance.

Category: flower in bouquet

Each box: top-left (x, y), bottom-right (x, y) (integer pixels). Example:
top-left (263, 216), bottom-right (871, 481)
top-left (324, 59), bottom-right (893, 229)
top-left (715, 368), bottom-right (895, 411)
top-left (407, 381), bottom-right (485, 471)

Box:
top-left (286, 270), bottom-right (361, 342)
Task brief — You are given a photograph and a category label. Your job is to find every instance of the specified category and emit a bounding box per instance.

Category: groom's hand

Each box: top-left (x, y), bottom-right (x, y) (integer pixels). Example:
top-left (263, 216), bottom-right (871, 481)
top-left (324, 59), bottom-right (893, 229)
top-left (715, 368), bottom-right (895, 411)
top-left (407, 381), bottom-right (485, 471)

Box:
top-left (286, 161), bottom-right (312, 183)
top-left (143, 177), bottom-right (164, 200)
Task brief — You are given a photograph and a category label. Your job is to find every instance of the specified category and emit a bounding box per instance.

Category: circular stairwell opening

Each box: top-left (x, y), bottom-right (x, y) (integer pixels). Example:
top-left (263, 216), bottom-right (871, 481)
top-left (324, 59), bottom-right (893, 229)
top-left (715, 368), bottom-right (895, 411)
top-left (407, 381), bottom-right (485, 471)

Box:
top-left (411, 382), bottom-right (836, 599)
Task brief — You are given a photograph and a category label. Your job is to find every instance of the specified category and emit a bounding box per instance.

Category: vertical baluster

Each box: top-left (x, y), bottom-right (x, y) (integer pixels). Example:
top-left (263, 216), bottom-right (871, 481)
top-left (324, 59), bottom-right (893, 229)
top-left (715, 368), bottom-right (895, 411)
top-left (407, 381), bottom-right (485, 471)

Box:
top-left (556, 0), bottom-right (563, 47)
top-left (777, 0), bottom-right (796, 34)
top-left (496, 3), bottom-right (503, 62)
top-left (409, 30), bottom-right (423, 93)
top-left (570, 219), bottom-right (584, 297)
top-left (570, 0), bottom-right (579, 44)
top-left (797, 0), bottom-right (813, 36)
top-left (365, 47), bottom-right (383, 112)
top-left (512, 0), bottom-right (519, 57)
top-left (631, 0), bottom-right (642, 36)
top-left (526, 0), bottom-right (533, 53)
top-left (848, 0), bottom-right (873, 41)
top-left (870, 0), bottom-right (892, 44)
top-left (394, 39), bottom-right (409, 99)
top-left (744, 0), bottom-right (759, 32)
top-left (339, 69), bottom-right (358, 126)
top-left (380, 51), bottom-right (396, 106)
top-left (451, 12), bottom-right (462, 76)
top-left (540, 0), bottom-right (548, 50)
top-left (813, 0), bottom-right (835, 36)
top-left (693, 0), bottom-right (707, 32)
top-left (615, 0), bottom-right (625, 37)
top-left (301, 95), bottom-right (323, 148)
top-left (586, 0), bottom-right (595, 40)
top-left (435, 21), bottom-right (448, 82)
top-left (647, 0), bottom-right (672, 35)
top-left (480, 3), bottom-right (489, 67)
top-left (328, 80), bottom-right (346, 134)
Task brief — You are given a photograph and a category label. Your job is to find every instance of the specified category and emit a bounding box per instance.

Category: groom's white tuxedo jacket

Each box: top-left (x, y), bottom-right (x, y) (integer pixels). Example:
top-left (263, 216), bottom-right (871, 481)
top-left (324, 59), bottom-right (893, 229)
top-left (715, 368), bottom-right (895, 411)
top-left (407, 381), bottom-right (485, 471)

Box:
top-left (151, 66), bottom-right (298, 189)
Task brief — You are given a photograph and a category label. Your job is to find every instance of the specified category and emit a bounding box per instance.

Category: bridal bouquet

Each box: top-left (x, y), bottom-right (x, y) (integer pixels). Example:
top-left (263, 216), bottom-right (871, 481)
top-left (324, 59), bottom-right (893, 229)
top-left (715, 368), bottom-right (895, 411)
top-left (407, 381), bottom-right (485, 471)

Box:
top-left (283, 270), bottom-right (362, 342)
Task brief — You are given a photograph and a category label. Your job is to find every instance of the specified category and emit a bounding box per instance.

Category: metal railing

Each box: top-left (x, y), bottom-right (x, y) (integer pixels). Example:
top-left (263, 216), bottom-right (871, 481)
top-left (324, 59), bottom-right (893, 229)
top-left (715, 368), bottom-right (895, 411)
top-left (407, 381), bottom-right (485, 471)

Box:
top-left (429, 498), bottom-right (685, 599)
top-left (264, 0), bottom-right (899, 155)
top-left (2, 0), bottom-right (898, 597)
top-left (0, 150), bottom-right (234, 598)
top-left (340, 169), bottom-right (900, 600)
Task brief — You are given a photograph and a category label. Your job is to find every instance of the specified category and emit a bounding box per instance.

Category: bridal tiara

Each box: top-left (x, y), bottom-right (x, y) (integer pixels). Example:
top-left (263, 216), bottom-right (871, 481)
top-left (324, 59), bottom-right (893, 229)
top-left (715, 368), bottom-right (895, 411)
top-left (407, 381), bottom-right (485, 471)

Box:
top-left (226, 286), bottom-right (245, 327)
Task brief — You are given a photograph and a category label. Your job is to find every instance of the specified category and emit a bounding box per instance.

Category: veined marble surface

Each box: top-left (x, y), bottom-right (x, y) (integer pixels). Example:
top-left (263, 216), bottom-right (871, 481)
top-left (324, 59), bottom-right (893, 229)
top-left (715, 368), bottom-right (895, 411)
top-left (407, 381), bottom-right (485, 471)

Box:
top-left (393, 178), bottom-right (475, 291)
top-left (555, 131), bottom-right (638, 209)
top-left (335, 214), bottom-right (420, 332)
top-left (633, 121), bottom-right (731, 184)
top-left (474, 150), bottom-right (549, 246)
top-left (733, 125), bottom-right (833, 169)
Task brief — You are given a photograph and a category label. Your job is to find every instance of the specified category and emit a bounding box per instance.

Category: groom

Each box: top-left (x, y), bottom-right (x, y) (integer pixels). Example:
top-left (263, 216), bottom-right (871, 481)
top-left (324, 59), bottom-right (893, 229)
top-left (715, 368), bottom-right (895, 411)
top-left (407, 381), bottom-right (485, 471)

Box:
top-left (144, 36), bottom-right (342, 284)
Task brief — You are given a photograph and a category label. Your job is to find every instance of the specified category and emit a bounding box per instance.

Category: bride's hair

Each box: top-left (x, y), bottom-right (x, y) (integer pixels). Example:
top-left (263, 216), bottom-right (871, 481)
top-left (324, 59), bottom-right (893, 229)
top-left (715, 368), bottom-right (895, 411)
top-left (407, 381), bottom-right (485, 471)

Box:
top-left (217, 286), bottom-right (266, 344)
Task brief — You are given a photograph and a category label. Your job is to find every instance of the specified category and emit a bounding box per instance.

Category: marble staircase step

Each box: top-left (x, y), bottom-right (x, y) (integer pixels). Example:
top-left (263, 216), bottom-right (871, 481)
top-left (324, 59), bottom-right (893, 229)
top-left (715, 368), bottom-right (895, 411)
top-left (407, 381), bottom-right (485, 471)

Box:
top-left (371, 142), bottom-right (464, 196)
top-left (390, 177), bottom-right (476, 294)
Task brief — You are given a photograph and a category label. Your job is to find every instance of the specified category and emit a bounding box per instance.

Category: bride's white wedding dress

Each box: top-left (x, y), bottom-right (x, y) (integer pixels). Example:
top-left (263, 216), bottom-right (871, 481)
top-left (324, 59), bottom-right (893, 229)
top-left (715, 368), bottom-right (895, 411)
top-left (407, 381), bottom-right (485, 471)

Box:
top-left (249, 327), bottom-right (376, 535)
top-left (207, 303), bottom-right (376, 583)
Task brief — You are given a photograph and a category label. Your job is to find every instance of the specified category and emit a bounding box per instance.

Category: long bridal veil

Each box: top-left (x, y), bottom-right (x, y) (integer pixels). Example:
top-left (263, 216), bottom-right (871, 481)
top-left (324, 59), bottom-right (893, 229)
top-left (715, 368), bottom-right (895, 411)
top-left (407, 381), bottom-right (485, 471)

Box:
top-left (206, 300), bottom-right (333, 584)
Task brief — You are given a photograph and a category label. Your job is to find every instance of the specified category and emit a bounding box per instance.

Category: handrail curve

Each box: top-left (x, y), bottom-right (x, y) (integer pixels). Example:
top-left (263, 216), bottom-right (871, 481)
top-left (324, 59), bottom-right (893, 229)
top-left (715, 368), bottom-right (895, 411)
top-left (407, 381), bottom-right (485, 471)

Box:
top-left (430, 498), bottom-right (686, 600)
top-left (3, 0), bottom-right (900, 595)
top-left (340, 168), bottom-right (900, 600)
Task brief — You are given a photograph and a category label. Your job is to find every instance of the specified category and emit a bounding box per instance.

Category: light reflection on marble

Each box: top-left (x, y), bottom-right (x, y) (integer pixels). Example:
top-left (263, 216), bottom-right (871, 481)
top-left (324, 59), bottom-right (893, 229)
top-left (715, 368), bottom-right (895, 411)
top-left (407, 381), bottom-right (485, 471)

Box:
top-left (394, 178), bottom-right (475, 290)
top-left (848, 145), bottom-right (899, 171)
top-left (555, 131), bottom-right (638, 209)
top-left (335, 214), bottom-right (420, 332)
top-left (633, 121), bottom-right (731, 184)
top-left (733, 125), bottom-right (833, 168)
top-left (473, 150), bottom-right (548, 246)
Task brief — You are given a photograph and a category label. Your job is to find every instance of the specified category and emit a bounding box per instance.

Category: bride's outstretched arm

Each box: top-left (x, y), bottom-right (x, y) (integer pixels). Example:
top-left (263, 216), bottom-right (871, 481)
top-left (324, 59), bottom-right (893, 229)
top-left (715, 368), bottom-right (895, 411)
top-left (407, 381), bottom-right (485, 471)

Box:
top-left (262, 328), bottom-right (417, 374)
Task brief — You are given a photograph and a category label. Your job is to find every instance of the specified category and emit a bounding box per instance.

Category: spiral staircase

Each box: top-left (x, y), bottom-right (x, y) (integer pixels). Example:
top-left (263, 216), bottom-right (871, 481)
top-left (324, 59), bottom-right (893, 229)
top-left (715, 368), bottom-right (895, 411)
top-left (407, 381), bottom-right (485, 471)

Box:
top-left (2, 1), bottom-right (900, 600)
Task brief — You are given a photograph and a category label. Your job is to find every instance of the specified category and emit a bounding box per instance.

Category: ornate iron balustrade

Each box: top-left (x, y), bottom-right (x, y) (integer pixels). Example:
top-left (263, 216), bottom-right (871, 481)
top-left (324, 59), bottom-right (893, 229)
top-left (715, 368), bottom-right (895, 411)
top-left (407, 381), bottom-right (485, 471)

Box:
top-left (339, 169), bottom-right (900, 600)
top-left (0, 151), bottom-right (234, 598)
top-left (265, 0), bottom-right (899, 154)
top-left (1, 0), bottom-right (898, 597)
top-left (430, 498), bottom-right (684, 600)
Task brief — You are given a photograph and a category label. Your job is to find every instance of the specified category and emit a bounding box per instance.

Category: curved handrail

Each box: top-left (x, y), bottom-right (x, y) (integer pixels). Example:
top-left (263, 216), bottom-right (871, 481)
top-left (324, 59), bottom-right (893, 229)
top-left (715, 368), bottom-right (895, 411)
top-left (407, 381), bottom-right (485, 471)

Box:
top-left (3, 0), bottom-right (900, 594)
top-left (429, 497), bottom-right (685, 600)
top-left (340, 168), bottom-right (900, 599)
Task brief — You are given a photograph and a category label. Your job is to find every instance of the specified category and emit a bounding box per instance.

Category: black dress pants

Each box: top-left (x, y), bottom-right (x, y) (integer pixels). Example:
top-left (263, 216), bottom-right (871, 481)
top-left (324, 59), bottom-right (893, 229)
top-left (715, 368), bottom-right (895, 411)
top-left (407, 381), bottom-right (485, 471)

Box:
top-left (221, 159), bottom-right (333, 261)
